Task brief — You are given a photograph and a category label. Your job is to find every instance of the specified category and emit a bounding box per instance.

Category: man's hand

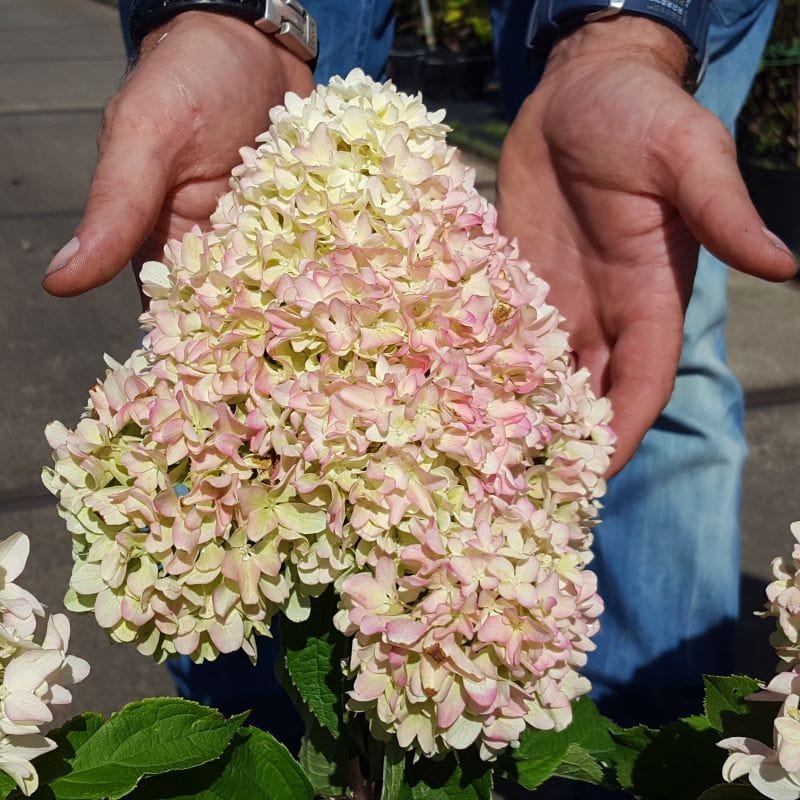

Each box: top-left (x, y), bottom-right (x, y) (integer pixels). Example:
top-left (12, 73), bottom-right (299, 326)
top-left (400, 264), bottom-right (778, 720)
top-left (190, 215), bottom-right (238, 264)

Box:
top-left (496, 16), bottom-right (797, 476)
top-left (42, 11), bottom-right (314, 297)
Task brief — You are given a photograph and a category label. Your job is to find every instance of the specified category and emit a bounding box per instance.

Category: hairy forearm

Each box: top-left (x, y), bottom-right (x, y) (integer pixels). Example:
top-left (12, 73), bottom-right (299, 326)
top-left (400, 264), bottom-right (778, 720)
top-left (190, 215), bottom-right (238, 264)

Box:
top-left (544, 14), bottom-right (690, 85)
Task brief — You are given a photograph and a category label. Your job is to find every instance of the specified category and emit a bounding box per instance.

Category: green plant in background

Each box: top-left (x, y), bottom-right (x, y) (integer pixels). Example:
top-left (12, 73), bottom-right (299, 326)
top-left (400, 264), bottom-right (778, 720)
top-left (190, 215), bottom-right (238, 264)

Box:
top-left (394, 0), bottom-right (492, 50)
top-left (739, 0), bottom-right (800, 169)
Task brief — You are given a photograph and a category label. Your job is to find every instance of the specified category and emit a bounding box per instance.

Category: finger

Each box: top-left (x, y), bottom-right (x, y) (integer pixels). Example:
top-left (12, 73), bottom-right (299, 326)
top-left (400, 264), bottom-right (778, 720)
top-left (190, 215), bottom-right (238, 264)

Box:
top-left (604, 315), bottom-right (683, 476)
top-left (656, 111), bottom-right (797, 282)
top-left (42, 103), bottom-right (170, 297)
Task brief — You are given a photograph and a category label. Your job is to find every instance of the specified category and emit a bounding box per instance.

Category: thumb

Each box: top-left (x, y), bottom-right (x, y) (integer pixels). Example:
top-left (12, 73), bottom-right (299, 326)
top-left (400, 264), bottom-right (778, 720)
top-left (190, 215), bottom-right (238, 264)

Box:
top-left (42, 110), bottom-right (170, 297)
top-left (658, 111), bottom-right (797, 282)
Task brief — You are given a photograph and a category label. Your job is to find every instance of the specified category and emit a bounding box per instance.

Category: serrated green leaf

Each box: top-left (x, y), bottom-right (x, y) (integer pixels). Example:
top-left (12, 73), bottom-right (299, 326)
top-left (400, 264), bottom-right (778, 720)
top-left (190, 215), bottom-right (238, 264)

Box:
top-left (279, 590), bottom-right (347, 737)
top-left (45, 699), bottom-right (245, 799)
top-left (405, 753), bottom-right (492, 799)
top-left (382, 740), bottom-right (406, 800)
top-left (704, 676), bottom-right (762, 734)
top-left (29, 713), bottom-right (106, 793)
top-left (703, 675), bottom-right (777, 742)
top-left (124, 726), bottom-right (313, 800)
top-left (502, 697), bottom-right (614, 790)
top-left (552, 743), bottom-right (604, 785)
top-left (697, 784), bottom-right (765, 799)
top-left (611, 718), bottom-right (725, 800)
top-left (611, 724), bottom-right (659, 792)
top-left (299, 722), bottom-right (350, 797)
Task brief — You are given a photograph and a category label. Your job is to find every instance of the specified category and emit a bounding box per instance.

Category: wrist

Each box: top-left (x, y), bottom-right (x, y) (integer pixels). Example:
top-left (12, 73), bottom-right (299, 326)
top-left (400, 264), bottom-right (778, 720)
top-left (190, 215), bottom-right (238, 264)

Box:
top-left (139, 9), bottom-right (279, 58)
top-left (544, 15), bottom-right (689, 85)
top-left (130, 0), bottom-right (317, 64)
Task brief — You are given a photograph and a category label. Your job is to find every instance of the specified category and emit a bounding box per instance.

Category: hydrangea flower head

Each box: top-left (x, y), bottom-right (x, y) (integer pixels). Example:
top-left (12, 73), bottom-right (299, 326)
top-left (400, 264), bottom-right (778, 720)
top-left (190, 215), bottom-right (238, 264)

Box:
top-left (44, 70), bottom-right (614, 758)
top-left (0, 533), bottom-right (88, 795)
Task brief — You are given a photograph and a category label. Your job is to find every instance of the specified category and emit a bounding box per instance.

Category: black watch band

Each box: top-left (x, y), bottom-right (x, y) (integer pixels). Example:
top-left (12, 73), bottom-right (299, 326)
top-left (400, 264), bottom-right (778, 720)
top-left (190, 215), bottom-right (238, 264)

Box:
top-left (527, 0), bottom-right (711, 91)
top-left (128, 0), bottom-right (318, 64)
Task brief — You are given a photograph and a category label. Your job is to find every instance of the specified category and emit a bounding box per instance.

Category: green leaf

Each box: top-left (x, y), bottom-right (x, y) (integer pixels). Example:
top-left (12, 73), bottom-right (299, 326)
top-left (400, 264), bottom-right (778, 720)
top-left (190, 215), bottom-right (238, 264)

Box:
top-left (0, 772), bottom-right (16, 800)
top-left (697, 785), bottom-right (766, 800)
top-left (501, 697), bottom-right (614, 790)
top-left (703, 676), bottom-right (761, 733)
top-left (30, 713), bottom-right (106, 793)
top-left (611, 724), bottom-right (658, 792)
top-left (124, 726), bottom-right (313, 800)
top-left (299, 723), bottom-right (350, 797)
top-left (553, 743), bottom-right (605, 785)
top-left (44, 699), bottom-right (245, 799)
top-left (382, 740), bottom-right (406, 800)
top-left (405, 753), bottom-right (492, 800)
top-left (611, 717), bottom-right (726, 800)
top-left (279, 589), bottom-right (347, 737)
top-left (703, 675), bottom-right (776, 741)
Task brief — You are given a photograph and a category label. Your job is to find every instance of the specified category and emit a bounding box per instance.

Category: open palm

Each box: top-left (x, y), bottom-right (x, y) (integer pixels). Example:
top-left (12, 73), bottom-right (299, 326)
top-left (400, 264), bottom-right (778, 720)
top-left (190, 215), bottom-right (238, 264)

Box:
top-left (43, 11), bottom-right (314, 297)
top-left (497, 26), bottom-right (796, 474)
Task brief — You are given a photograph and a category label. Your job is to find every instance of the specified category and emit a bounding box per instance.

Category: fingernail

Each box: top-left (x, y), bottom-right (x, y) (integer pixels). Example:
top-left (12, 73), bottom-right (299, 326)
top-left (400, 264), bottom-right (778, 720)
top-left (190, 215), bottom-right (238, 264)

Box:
top-left (763, 227), bottom-right (794, 258)
top-left (45, 236), bottom-right (79, 277)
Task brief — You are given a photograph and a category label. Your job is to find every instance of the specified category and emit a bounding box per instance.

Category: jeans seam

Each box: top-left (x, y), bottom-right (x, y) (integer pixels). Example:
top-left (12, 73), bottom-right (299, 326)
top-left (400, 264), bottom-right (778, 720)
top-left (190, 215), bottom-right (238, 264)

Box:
top-left (354, 0), bottom-right (373, 70)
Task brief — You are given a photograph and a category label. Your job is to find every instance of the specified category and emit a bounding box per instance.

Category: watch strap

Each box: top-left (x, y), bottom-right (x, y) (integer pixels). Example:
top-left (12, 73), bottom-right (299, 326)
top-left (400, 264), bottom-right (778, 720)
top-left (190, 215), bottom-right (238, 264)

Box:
top-left (526, 0), bottom-right (711, 90)
top-left (128, 0), bottom-right (318, 63)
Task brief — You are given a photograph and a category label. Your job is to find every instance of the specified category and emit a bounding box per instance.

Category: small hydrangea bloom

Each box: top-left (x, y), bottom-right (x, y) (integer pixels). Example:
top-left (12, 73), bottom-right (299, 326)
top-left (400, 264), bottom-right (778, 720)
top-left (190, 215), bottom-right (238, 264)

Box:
top-left (44, 71), bottom-right (614, 758)
top-left (719, 524), bottom-right (800, 799)
top-left (0, 533), bottom-right (88, 795)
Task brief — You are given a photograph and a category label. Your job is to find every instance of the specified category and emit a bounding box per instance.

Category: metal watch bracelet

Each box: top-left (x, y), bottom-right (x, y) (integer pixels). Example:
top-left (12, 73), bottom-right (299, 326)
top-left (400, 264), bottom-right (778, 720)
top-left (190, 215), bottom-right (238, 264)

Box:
top-left (128, 0), bottom-right (318, 63)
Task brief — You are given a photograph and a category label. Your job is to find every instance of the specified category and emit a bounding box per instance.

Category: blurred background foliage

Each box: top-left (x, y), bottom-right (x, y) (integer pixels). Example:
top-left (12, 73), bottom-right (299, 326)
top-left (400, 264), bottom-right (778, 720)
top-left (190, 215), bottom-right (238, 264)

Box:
top-left (394, 0), bottom-right (492, 51)
top-left (739, 0), bottom-right (800, 169)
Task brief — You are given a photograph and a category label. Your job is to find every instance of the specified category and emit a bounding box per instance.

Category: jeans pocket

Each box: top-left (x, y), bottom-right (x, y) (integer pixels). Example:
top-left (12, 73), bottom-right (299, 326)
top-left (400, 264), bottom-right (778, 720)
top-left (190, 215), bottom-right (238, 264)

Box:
top-left (712, 0), bottom-right (767, 26)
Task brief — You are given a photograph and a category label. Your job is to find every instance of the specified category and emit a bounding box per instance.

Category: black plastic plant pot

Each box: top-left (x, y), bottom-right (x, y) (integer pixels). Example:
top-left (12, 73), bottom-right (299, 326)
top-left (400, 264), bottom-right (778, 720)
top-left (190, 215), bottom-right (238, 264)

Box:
top-left (387, 47), bottom-right (427, 94)
top-left (743, 164), bottom-right (800, 254)
top-left (424, 48), bottom-right (492, 102)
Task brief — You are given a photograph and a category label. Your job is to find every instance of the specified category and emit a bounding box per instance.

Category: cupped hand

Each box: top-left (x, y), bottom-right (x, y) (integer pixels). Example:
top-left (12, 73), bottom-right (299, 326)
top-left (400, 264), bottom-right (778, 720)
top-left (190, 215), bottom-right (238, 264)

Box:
top-left (496, 16), bottom-right (797, 476)
top-left (42, 11), bottom-right (315, 298)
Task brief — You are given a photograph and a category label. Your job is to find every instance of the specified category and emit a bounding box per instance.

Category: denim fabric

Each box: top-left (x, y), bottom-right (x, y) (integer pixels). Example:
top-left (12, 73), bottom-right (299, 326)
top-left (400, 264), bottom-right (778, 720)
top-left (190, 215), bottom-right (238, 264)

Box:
top-left (585, 0), bottom-right (776, 729)
top-left (117, 0), bottom-right (394, 79)
top-left (117, 0), bottom-right (775, 762)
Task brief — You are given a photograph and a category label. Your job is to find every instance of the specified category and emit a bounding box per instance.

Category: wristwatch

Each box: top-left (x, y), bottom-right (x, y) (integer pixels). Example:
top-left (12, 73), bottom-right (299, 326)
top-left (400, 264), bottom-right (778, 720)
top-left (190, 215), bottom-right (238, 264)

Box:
top-left (526, 0), bottom-right (712, 89)
top-left (128, 0), bottom-right (318, 63)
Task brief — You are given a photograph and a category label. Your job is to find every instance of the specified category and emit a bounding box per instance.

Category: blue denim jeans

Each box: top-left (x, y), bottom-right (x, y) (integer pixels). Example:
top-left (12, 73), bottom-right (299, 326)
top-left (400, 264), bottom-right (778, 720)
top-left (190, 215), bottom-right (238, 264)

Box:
top-left (118, 0), bottom-right (775, 758)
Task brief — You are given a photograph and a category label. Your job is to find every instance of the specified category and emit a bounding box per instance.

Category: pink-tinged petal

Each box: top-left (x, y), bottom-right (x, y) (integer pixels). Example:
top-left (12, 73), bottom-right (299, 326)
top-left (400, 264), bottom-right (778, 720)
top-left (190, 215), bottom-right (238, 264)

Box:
top-left (209, 614), bottom-right (245, 654)
top-left (41, 613), bottom-right (69, 652)
top-left (341, 574), bottom-right (391, 611)
top-left (4, 650), bottom-right (62, 693)
top-left (0, 532), bottom-right (29, 583)
top-left (751, 762), bottom-right (800, 800)
top-left (0, 584), bottom-right (45, 619)
top-left (213, 583), bottom-right (239, 617)
top-left (62, 654), bottom-right (91, 685)
top-left (462, 676), bottom-right (498, 711)
top-left (720, 751), bottom-right (767, 783)
top-left (94, 588), bottom-right (123, 629)
top-left (384, 619), bottom-right (427, 647)
top-left (476, 615), bottom-right (510, 644)
top-left (396, 713), bottom-right (433, 752)
top-left (239, 559), bottom-right (261, 606)
top-left (174, 630), bottom-right (200, 656)
top-left (4, 692), bottom-right (53, 725)
top-left (352, 670), bottom-right (390, 702)
top-left (436, 681), bottom-right (466, 729)
top-left (442, 714), bottom-right (483, 750)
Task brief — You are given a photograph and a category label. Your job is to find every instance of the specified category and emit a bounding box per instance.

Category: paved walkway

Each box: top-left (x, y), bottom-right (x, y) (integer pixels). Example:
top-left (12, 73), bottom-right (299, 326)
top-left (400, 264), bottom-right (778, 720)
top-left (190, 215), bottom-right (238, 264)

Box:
top-left (1, 0), bottom-right (798, 726)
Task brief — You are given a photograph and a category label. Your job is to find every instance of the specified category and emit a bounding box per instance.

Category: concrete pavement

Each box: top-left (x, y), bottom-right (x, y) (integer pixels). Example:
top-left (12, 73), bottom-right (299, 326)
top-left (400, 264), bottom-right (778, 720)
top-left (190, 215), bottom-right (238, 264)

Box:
top-left (0, 0), bottom-right (174, 721)
top-left (0, 0), bottom-right (798, 728)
